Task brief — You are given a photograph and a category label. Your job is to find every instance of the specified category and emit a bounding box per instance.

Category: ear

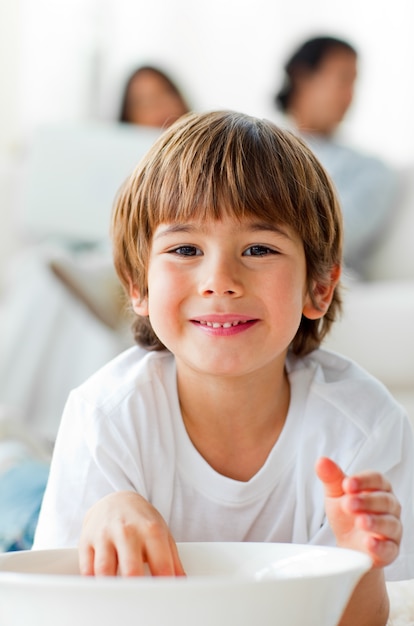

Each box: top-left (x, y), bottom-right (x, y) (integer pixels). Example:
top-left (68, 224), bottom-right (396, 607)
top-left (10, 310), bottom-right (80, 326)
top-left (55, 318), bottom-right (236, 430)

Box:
top-left (130, 284), bottom-right (149, 317)
top-left (302, 264), bottom-right (341, 320)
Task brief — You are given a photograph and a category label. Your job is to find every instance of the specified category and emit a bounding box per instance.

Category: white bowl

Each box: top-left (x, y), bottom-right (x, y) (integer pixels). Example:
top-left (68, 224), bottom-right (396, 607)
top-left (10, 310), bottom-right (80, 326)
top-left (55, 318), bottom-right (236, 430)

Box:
top-left (0, 542), bottom-right (371, 626)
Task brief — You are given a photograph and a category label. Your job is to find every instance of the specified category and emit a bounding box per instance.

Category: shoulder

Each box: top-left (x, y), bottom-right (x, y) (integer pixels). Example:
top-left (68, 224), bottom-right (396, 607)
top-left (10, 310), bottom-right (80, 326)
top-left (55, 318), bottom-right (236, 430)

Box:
top-left (71, 347), bottom-right (175, 412)
top-left (286, 348), bottom-right (414, 480)
top-left (287, 348), bottom-right (406, 429)
top-left (288, 346), bottom-right (397, 401)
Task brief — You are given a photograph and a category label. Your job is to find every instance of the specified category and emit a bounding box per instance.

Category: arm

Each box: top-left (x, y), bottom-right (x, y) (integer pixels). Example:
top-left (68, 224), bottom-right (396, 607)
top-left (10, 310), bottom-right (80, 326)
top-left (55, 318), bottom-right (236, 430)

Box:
top-left (316, 457), bottom-right (402, 626)
top-left (33, 389), bottom-right (152, 550)
top-left (79, 491), bottom-right (185, 577)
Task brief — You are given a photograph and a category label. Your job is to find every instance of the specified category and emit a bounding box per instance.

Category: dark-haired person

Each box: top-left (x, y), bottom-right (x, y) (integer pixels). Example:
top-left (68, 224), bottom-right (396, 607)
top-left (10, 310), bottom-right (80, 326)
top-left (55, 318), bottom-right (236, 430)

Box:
top-left (119, 65), bottom-right (190, 129)
top-left (275, 36), bottom-right (398, 279)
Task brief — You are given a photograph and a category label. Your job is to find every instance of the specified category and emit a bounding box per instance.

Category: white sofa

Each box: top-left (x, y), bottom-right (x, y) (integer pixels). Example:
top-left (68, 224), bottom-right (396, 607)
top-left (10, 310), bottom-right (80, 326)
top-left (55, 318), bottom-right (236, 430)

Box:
top-left (325, 165), bottom-right (414, 427)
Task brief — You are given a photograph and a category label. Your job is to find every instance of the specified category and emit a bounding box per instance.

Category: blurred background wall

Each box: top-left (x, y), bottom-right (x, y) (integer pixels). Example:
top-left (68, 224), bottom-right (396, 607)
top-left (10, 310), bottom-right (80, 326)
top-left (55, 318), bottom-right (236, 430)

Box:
top-left (1, 0), bottom-right (413, 286)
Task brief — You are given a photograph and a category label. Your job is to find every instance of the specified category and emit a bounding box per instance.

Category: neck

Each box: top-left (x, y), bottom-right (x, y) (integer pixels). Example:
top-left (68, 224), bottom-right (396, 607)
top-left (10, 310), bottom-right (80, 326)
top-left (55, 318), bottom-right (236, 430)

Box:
top-left (177, 362), bottom-right (290, 481)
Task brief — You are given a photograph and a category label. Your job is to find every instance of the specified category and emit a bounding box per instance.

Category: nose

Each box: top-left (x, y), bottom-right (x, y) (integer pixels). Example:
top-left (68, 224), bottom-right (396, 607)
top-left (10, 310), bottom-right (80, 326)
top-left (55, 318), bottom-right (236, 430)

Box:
top-left (199, 254), bottom-right (243, 297)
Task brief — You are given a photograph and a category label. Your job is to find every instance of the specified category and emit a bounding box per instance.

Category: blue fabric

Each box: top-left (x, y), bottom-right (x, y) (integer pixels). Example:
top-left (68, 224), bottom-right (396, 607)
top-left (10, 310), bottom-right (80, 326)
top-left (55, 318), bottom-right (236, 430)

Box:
top-left (0, 458), bottom-right (49, 551)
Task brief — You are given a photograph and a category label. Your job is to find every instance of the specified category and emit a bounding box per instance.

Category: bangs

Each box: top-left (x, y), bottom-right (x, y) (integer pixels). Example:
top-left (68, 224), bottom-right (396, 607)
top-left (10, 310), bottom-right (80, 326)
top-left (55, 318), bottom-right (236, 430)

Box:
top-left (154, 155), bottom-right (292, 226)
top-left (137, 111), bottom-right (320, 237)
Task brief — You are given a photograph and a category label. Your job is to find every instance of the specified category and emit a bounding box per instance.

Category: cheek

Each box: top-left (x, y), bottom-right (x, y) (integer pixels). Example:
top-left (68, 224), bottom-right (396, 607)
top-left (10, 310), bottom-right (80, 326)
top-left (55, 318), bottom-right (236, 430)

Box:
top-left (146, 263), bottom-right (187, 325)
top-left (263, 271), bottom-right (307, 322)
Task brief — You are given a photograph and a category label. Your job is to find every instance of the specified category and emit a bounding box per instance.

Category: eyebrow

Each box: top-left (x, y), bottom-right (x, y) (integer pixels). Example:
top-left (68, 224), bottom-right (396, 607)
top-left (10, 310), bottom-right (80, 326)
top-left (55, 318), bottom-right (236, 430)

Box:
top-left (153, 221), bottom-right (293, 240)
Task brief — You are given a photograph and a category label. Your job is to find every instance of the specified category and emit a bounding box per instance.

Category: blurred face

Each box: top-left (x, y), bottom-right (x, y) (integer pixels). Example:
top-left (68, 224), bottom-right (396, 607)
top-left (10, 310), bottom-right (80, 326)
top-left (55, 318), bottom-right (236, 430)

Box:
top-left (124, 71), bottom-right (188, 128)
top-left (292, 49), bottom-right (357, 135)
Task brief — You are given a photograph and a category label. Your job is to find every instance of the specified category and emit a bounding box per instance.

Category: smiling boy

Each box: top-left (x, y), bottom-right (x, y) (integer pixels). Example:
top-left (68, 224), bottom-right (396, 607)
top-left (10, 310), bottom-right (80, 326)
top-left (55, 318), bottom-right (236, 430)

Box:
top-left (33, 111), bottom-right (414, 625)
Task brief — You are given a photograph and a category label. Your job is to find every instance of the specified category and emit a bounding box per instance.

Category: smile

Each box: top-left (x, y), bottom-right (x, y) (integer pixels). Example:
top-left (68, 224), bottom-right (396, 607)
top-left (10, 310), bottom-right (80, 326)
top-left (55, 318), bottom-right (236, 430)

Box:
top-left (198, 320), bottom-right (248, 329)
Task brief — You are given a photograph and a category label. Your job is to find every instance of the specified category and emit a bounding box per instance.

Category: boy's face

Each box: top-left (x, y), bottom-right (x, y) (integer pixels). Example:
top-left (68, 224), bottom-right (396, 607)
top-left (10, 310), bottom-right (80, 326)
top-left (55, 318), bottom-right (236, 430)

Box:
top-left (131, 215), bottom-right (336, 379)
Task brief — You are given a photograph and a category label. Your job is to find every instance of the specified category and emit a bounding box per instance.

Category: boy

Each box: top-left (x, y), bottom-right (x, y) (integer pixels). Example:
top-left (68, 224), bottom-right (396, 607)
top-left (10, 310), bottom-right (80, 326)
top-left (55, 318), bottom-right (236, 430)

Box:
top-left (33, 111), bottom-right (414, 625)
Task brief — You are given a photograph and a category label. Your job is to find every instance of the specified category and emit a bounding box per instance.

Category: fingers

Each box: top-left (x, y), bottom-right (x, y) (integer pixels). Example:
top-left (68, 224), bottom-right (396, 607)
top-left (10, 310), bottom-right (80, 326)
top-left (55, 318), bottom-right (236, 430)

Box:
top-left (363, 535), bottom-right (400, 568)
top-left (142, 537), bottom-right (186, 577)
top-left (343, 471), bottom-right (393, 496)
top-left (113, 526), bottom-right (147, 577)
top-left (356, 512), bottom-right (402, 541)
top-left (315, 456), bottom-right (346, 497)
top-left (356, 520), bottom-right (401, 568)
top-left (79, 531), bottom-right (122, 577)
top-left (316, 459), bottom-right (401, 520)
top-left (171, 539), bottom-right (186, 576)
top-left (93, 542), bottom-right (122, 576)
top-left (342, 490), bottom-right (401, 520)
top-left (315, 457), bottom-right (403, 569)
top-left (78, 543), bottom-right (96, 577)
top-left (345, 492), bottom-right (402, 559)
top-left (78, 492), bottom-right (185, 578)
top-left (80, 532), bottom-right (184, 577)
top-left (341, 469), bottom-right (401, 536)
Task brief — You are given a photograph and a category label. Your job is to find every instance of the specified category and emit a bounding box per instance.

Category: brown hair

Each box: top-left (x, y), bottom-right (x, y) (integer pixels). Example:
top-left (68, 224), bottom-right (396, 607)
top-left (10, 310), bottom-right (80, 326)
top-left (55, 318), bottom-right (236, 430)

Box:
top-left (112, 110), bottom-right (343, 355)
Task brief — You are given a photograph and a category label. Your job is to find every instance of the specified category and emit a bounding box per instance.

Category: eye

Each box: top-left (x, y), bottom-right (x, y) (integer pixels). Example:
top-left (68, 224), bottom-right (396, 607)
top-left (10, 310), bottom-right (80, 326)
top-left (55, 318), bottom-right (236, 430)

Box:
top-left (243, 245), bottom-right (278, 256)
top-left (169, 245), bottom-right (201, 257)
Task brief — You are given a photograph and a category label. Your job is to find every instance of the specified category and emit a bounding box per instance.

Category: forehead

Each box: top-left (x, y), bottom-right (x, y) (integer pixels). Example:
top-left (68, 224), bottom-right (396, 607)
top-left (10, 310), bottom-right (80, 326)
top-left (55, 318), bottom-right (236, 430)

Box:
top-left (318, 49), bottom-right (357, 76)
top-left (152, 214), bottom-right (300, 241)
top-left (130, 71), bottom-right (173, 95)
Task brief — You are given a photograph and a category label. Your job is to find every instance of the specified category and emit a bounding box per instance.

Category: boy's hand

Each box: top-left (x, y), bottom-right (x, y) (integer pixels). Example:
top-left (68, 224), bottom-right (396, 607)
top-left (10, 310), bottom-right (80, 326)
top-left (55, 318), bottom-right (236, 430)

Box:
top-left (315, 457), bottom-right (402, 568)
top-left (78, 491), bottom-right (185, 577)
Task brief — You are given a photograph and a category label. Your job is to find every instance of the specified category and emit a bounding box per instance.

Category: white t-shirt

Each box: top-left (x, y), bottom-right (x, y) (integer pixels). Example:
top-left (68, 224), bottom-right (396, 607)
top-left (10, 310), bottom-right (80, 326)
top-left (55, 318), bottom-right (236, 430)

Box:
top-left (33, 347), bottom-right (414, 580)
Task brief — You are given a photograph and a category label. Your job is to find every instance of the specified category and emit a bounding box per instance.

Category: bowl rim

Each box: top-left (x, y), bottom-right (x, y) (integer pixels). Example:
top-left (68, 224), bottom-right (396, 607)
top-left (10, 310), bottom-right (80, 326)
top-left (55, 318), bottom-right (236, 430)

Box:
top-left (0, 542), bottom-right (372, 588)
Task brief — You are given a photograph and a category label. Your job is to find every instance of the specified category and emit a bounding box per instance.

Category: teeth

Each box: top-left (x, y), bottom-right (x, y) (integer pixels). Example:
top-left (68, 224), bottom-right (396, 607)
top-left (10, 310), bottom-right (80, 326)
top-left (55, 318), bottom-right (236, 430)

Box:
top-left (200, 320), bottom-right (244, 328)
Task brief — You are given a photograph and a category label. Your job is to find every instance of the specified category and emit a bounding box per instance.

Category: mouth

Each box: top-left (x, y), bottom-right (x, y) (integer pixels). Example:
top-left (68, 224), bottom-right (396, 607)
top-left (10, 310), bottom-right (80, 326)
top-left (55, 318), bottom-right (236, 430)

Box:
top-left (190, 314), bottom-right (258, 333)
top-left (197, 320), bottom-right (252, 329)
top-left (189, 314), bottom-right (259, 338)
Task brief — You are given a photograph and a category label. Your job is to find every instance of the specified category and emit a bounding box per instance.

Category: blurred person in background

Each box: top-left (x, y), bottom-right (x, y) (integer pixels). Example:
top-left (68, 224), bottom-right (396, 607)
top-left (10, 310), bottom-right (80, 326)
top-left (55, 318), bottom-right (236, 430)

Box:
top-left (274, 35), bottom-right (399, 279)
top-left (118, 65), bottom-right (190, 128)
